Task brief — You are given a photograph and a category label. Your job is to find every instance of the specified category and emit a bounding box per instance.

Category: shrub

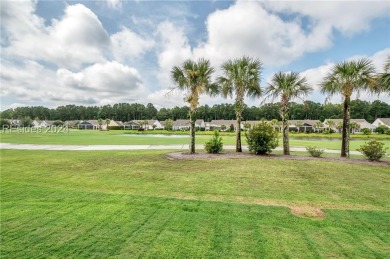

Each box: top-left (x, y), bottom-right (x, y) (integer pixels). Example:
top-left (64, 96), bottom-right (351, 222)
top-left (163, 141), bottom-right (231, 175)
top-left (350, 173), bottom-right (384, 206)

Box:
top-left (204, 131), bottom-right (223, 154)
top-left (52, 120), bottom-right (64, 126)
top-left (374, 125), bottom-right (389, 134)
top-left (245, 121), bottom-right (278, 155)
top-left (361, 128), bottom-right (371, 135)
top-left (306, 146), bottom-right (324, 157)
top-left (357, 140), bottom-right (388, 161)
top-left (108, 126), bottom-right (123, 130)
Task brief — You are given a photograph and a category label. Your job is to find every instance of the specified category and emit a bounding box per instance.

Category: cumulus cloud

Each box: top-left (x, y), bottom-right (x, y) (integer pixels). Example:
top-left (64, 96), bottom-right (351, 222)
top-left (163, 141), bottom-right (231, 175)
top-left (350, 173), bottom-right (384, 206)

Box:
top-left (301, 49), bottom-right (390, 104)
top-left (106, 0), bottom-right (122, 9)
top-left (1, 59), bottom-right (148, 108)
top-left (111, 27), bottom-right (155, 62)
top-left (2, 1), bottom-right (110, 69)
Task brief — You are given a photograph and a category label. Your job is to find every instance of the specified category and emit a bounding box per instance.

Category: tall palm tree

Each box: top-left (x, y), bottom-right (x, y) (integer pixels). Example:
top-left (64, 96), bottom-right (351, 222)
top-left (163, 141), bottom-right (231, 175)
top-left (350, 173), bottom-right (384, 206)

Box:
top-left (326, 119), bottom-right (335, 131)
top-left (218, 56), bottom-right (262, 152)
top-left (264, 72), bottom-right (312, 155)
top-left (320, 59), bottom-right (376, 158)
top-left (376, 55), bottom-right (390, 94)
top-left (171, 58), bottom-right (217, 154)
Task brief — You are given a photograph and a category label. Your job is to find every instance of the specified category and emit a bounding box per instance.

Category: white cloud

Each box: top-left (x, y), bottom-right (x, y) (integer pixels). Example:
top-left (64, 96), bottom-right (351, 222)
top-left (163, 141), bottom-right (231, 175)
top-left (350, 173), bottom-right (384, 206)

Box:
top-left (111, 27), bottom-right (155, 62)
top-left (105, 0), bottom-right (122, 9)
top-left (301, 49), bottom-right (390, 104)
top-left (2, 2), bottom-right (110, 69)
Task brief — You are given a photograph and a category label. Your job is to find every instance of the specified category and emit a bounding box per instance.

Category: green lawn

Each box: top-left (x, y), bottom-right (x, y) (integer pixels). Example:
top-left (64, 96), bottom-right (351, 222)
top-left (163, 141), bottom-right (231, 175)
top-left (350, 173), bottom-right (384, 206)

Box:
top-left (1, 130), bottom-right (390, 151)
top-left (1, 150), bottom-right (390, 258)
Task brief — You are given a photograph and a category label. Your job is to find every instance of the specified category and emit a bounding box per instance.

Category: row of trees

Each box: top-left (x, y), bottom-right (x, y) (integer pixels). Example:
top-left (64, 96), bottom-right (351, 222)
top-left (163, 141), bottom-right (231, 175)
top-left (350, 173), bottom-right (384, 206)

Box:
top-left (1, 100), bottom-right (389, 124)
top-left (171, 56), bottom-right (390, 157)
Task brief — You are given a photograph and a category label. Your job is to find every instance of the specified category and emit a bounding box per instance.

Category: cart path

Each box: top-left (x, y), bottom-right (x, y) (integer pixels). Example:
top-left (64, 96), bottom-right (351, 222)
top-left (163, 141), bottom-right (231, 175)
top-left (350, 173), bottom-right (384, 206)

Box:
top-left (0, 143), bottom-right (362, 155)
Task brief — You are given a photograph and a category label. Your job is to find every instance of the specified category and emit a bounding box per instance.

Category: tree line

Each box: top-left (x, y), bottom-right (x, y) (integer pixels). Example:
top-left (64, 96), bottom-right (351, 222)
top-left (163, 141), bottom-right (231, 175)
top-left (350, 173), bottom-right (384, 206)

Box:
top-left (1, 99), bottom-right (389, 123)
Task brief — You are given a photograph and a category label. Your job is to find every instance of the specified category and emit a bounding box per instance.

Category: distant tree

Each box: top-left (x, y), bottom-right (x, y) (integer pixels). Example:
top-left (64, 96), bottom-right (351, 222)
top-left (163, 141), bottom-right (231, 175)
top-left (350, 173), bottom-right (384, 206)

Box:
top-left (98, 118), bottom-right (103, 130)
top-left (105, 119), bottom-right (111, 131)
top-left (21, 117), bottom-right (33, 127)
top-left (164, 119), bottom-right (173, 131)
top-left (349, 122), bottom-right (360, 134)
top-left (295, 121), bottom-right (303, 133)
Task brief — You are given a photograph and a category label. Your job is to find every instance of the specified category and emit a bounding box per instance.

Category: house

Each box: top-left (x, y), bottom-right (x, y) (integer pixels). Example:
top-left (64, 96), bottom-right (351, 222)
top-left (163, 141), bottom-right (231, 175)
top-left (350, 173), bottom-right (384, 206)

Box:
top-left (208, 120), bottom-right (241, 131)
top-left (288, 120), bottom-right (321, 132)
top-left (242, 120), bottom-right (262, 129)
top-left (123, 121), bottom-right (139, 130)
top-left (78, 120), bottom-right (99, 130)
top-left (132, 120), bottom-right (163, 130)
top-left (324, 119), bottom-right (375, 133)
top-left (32, 120), bottom-right (54, 128)
top-left (9, 119), bottom-right (22, 127)
top-left (64, 120), bottom-right (80, 128)
top-left (372, 118), bottom-right (390, 128)
top-left (101, 120), bottom-right (124, 130)
top-left (173, 119), bottom-right (205, 130)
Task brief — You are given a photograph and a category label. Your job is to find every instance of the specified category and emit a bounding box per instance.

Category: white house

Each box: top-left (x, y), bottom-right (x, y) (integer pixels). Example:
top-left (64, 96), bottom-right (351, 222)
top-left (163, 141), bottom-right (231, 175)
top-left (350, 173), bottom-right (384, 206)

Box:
top-left (324, 119), bottom-right (375, 132)
top-left (372, 118), bottom-right (390, 128)
top-left (32, 120), bottom-right (53, 128)
top-left (173, 119), bottom-right (205, 130)
top-left (132, 120), bottom-right (163, 130)
top-left (208, 120), bottom-right (242, 131)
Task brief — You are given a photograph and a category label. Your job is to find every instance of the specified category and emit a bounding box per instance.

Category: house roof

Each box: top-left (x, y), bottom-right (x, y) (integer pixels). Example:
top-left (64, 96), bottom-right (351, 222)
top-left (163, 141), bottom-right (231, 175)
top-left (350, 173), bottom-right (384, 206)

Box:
top-left (209, 120), bottom-right (237, 126)
top-left (376, 118), bottom-right (390, 126)
top-left (288, 120), bottom-right (321, 126)
top-left (132, 120), bottom-right (158, 126)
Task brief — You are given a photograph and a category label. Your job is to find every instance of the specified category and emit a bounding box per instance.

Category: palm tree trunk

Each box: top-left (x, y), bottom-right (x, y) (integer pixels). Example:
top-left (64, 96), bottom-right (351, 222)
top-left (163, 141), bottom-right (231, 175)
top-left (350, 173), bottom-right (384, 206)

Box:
top-left (189, 113), bottom-right (195, 154)
top-left (341, 96), bottom-right (350, 158)
top-left (236, 113), bottom-right (242, 152)
top-left (282, 117), bottom-right (290, 155)
top-left (281, 100), bottom-right (290, 155)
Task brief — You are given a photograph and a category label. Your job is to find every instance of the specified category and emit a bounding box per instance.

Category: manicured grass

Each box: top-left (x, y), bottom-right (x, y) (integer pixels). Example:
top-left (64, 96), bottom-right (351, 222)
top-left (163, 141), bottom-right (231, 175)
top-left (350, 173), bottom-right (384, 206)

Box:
top-left (1, 150), bottom-right (390, 257)
top-left (1, 130), bottom-right (390, 151)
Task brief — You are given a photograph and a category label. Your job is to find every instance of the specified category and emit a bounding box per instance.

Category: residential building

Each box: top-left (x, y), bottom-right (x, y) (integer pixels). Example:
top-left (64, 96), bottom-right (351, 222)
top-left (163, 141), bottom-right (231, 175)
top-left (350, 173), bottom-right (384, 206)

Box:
top-left (372, 118), bottom-right (390, 128)
top-left (324, 119), bottom-right (375, 133)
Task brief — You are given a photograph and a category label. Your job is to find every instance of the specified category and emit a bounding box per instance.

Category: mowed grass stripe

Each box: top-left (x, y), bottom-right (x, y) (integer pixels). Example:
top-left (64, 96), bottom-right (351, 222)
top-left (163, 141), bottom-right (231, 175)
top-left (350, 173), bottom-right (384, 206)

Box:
top-left (1, 149), bottom-right (390, 257)
top-left (2, 184), bottom-right (389, 258)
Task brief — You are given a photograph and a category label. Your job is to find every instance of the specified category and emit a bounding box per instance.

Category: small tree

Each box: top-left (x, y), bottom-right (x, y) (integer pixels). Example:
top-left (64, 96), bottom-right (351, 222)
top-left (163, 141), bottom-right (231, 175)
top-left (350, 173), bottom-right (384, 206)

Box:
top-left (52, 120), bottom-right (64, 126)
top-left (21, 117), bottom-right (32, 127)
top-left (374, 125), bottom-right (388, 134)
top-left (357, 140), bottom-right (388, 161)
top-left (361, 128), bottom-right (371, 135)
top-left (246, 121), bottom-right (278, 155)
top-left (204, 131), bottom-right (223, 154)
top-left (220, 125), bottom-right (227, 131)
top-left (98, 118), bottom-right (103, 130)
top-left (244, 123), bottom-right (251, 131)
top-left (350, 122), bottom-right (359, 134)
top-left (105, 119), bottom-right (111, 131)
top-left (164, 119), bottom-right (173, 131)
top-left (295, 121), bottom-right (303, 133)
top-left (152, 124), bottom-right (157, 130)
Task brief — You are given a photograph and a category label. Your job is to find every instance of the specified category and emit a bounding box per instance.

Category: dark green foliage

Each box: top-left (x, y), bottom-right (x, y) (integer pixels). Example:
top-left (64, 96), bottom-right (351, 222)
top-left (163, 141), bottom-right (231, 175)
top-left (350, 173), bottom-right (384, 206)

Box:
top-left (204, 131), bottom-right (223, 153)
top-left (0, 119), bottom-right (10, 128)
top-left (245, 121), bottom-right (278, 155)
top-left (107, 126), bottom-right (123, 130)
top-left (361, 128), bottom-right (372, 135)
top-left (374, 125), bottom-right (390, 134)
top-left (306, 146), bottom-right (324, 157)
top-left (21, 117), bottom-right (32, 127)
top-left (357, 140), bottom-right (388, 161)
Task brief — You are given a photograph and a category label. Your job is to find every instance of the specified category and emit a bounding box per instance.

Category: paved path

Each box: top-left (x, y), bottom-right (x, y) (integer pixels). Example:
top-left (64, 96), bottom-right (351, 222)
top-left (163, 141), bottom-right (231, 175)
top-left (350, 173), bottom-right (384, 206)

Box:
top-left (0, 143), bottom-right (362, 155)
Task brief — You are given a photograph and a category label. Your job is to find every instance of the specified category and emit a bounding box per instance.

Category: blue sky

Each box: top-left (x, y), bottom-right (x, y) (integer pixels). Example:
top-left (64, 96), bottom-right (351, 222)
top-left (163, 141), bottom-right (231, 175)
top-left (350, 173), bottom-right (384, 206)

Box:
top-left (1, 0), bottom-right (389, 110)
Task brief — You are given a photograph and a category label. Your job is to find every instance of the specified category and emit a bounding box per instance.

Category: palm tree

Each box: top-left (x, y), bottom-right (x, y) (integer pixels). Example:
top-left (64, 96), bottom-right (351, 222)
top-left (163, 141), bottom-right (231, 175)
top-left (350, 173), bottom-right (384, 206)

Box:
top-left (97, 118), bottom-right (103, 130)
top-left (314, 121), bottom-right (323, 133)
top-left (264, 72), bottom-right (312, 155)
top-left (326, 119), bottom-right (335, 132)
top-left (218, 56), bottom-right (262, 152)
top-left (350, 122), bottom-right (360, 134)
top-left (320, 59), bottom-right (376, 157)
top-left (105, 119), bottom-right (111, 131)
top-left (270, 119), bottom-right (278, 131)
top-left (336, 122), bottom-right (343, 133)
top-left (171, 58), bottom-right (216, 154)
top-left (376, 55), bottom-right (390, 94)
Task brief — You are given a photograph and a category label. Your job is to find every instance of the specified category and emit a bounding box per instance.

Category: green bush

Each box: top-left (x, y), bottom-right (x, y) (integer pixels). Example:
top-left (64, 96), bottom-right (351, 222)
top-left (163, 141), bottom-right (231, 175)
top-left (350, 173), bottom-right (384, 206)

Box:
top-left (306, 146), bottom-right (324, 157)
top-left (245, 121), bottom-right (278, 155)
top-left (204, 131), bottom-right (223, 154)
top-left (108, 126), bottom-right (123, 130)
top-left (361, 128), bottom-right (371, 135)
top-left (357, 140), bottom-right (388, 161)
top-left (374, 125), bottom-right (389, 134)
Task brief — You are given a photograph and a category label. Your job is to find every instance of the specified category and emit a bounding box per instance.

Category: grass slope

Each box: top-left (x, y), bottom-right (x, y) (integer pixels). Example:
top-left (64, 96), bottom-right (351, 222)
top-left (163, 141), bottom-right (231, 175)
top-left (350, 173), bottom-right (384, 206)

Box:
top-left (1, 150), bottom-right (390, 257)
